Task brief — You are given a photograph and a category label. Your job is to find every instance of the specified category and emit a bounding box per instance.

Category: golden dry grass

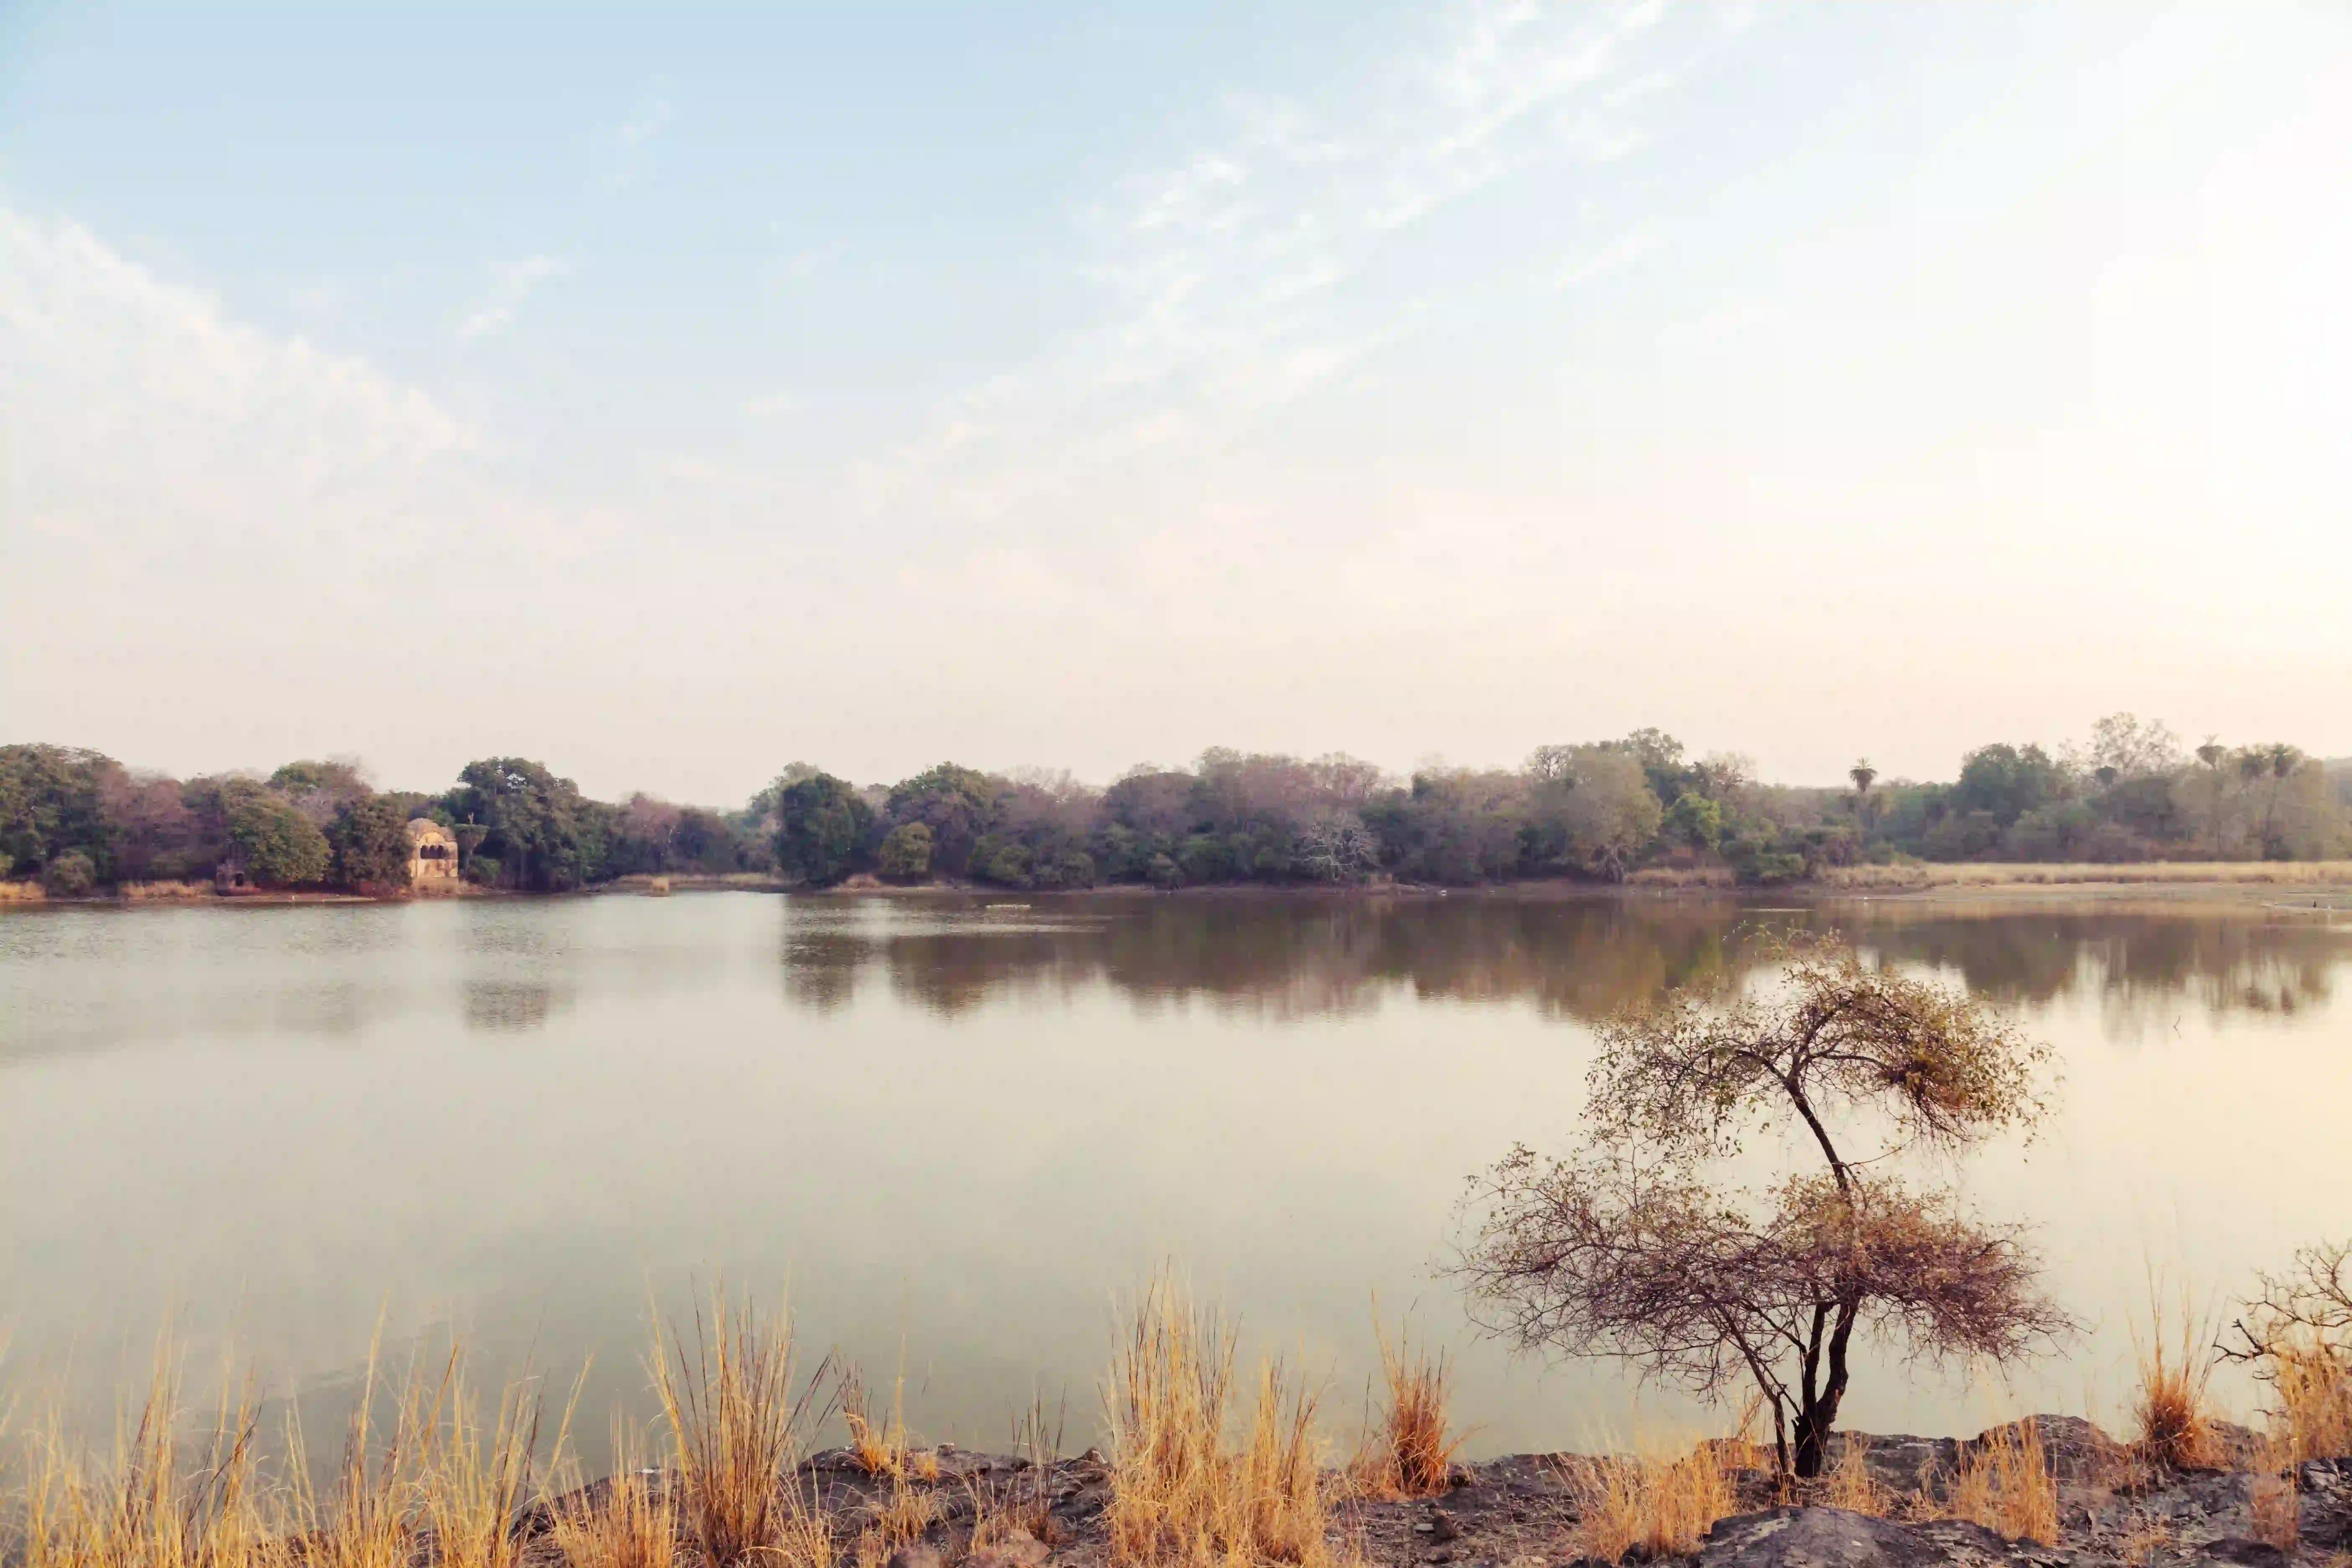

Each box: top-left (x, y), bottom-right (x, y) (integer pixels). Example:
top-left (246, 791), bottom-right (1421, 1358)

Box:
top-left (550, 1423), bottom-right (678, 1568)
top-left (421, 1358), bottom-right (560, 1568)
top-left (1817, 1437), bottom-right (1895, 1517)
top-left (2131, 1290), bottom-right (2223, 1472)
top-left (2268, 1338), bottom-right (2352, 1462)
top-left (1817, 861), bottom-right (2352, 890)
top-left (120, 882), bottom-right (213, 901)
top-left (1346, 1314), bottom-right (1460, 1501)
top-left (1624, 866), bottom-right (1735, 890)
top-left (0, 881), bottom-right (48, 903)
top-left (1103, 1275), bottom-right (1344, 1568)
top-left (1558, 1439), bottom-right (1736, 1562)
top-left (12, 1347), bottom-right (276, 1568)
top-left (838, 1369), bottom-right (905, 1480)
top-left (1941, 1422), bottom-right (2057, 1545)
top-left (650, 1289), bottom-right (836, 1568)
top-left (2251, 1470), bottom-right (2300, 1553)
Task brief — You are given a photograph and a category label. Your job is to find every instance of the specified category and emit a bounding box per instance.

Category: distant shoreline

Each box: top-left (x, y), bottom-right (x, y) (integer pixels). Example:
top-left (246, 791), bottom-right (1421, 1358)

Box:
top-left (7, 864), bottom-right (2348, 911)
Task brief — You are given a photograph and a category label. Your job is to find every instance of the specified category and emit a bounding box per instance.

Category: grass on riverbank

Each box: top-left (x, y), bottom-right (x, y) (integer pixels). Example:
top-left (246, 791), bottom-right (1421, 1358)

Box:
top-left (9, 1275), bottom-right (2352, 1568)
top-left (1103, 1276), bottom-right (1344, 1568)
top-left (1816, 860), bottom-right (2352, 890)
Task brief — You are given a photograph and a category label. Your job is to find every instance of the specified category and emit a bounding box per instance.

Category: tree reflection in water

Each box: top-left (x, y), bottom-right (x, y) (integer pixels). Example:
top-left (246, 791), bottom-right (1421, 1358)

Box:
top-left (776, 893), bottom-right (2348, 1037)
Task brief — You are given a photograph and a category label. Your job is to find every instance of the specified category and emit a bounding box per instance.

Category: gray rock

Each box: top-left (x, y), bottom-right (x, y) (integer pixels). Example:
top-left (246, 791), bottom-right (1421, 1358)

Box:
top-left (2192, 1540), bottom-right (2289, 1568)
top-left (1698, 1507), bottom-right (2014, 1568)
top-left (967, 1529), bottom-right (1051, 1568)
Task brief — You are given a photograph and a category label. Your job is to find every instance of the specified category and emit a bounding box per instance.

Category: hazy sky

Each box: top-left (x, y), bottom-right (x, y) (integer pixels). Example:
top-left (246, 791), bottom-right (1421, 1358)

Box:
top-left (4, 2), bottom-right (2347, 805)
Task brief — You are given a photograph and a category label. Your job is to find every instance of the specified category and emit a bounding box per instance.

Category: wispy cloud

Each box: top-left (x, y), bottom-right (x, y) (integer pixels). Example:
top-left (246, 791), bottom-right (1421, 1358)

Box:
top-left (742, 392), bottom-right (804, 418)
top-left (611, 78), bottom-right (673, 188)
top-left (761, 239), bottom-right (844, 294)
top-left (856, 0), bottom-right (1701, 534)
top-left (456, 253), bottom-right (570, 339)
top-left (1560, 227), bottom-right (1658, 287)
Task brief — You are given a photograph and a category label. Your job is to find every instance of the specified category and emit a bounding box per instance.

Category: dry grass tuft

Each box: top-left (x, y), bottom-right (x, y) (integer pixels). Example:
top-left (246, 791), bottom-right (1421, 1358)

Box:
top-left (120, 882), bottom-right (212, 901)
top-left (1560, 1440), bottom-right (1736, 1563)
top-left (2115, 1517), bottom-right (2173, 1566)
top-left (967, 1400), bottom-right (1066, 1553)
top-left (2250, 1470), bottom-right (2300, 1554)
top-left (2132, 1288), bottom-right (2223, 1472)
top-left (1942, 1422), bottom-right (2057, 1545)
top-left (551, 1423), bottom-right (678, 1568)
top-left (12, 1346), bottom-right (278, 1568)
top-left (838, 1368), bottom-right (905, 1480)
top-left (1817, 1437), bottom-right (1894, 1517)
top-left (2268, 1338), bottom-right (2352, 1463)
top-left (1103, 1274), bottom-right (1343, 1568)
top-left (1817, 860), bottom-right (2352, 890)
top-left (1347, 1313), bottom-right (1460, 1501)
top-left (650, 1288), bottom-right (836, 1568)
top-left (421, 1357), bottom-right (559, 1568)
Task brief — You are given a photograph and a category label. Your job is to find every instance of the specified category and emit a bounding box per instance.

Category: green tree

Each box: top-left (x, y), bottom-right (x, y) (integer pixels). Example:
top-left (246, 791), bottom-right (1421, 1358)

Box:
top-left (226, 787), bottom-right (331, 886)
top-left (877, 822), bottom-right (934, 881)
top-left (1663, 792), bottom-right (1724, 851)
top-left (0, 743), bottom-right (123, 881)
top-left (329, 796), bottom-right (414, 891)
top-left (41, 849), bottom-right (97, 896)
top-left (884, 763), bottom-right (1000, 876)
top-left (449, 758), bottom-right (610, 890)
top-left (775, 772), bottom-right (872, 886)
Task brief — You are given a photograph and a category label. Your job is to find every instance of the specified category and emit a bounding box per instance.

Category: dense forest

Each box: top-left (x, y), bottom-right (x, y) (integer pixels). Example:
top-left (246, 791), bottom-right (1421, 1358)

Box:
top-left (3, 715), bottom-right (2347, 896)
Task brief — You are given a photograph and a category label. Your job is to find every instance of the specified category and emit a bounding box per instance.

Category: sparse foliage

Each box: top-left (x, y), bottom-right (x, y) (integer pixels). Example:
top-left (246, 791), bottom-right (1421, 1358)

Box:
top-left (1461, 934), bottom-right (2070, 1476)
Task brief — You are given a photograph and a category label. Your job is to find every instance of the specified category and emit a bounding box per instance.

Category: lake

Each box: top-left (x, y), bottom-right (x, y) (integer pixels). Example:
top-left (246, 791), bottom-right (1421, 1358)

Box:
top-left (3, 890), bottom-right (2347, 1467)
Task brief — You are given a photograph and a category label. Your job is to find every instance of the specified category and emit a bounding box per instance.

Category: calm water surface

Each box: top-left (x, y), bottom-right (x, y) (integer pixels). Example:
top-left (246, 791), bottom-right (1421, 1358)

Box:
top-left (3, 892), bottom-right (2347, 1462)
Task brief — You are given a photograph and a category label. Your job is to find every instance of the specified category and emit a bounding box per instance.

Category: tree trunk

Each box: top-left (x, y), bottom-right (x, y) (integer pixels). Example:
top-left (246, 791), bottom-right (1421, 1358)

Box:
top-left (1792, 1300), bottom-right (1859, 1478)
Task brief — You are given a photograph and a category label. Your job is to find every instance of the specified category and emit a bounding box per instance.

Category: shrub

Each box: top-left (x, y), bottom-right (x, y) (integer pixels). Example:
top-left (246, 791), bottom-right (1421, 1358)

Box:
top-left (877, 823), bottom-right (933, 881)
top-left (330, 796), bottom-right (414, 891)
top-left (227, 789), bottom-right (331, 886)
top-left (41, 849), bottom-right (96, 896)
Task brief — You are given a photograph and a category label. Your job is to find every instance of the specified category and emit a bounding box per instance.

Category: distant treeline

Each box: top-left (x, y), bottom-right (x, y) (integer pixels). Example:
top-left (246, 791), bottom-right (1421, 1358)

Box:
top-left (3, 715), bottom-right (2347, 897)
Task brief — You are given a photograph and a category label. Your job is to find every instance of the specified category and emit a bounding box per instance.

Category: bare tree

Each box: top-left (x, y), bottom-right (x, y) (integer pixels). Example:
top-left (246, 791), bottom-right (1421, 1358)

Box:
top-left (1459, 935), bottom-right (2072, 1477)
top-left (2223, 1238), bottom-right (2352, 1367)
top-left (1294, 808), bottom-right (1381, 884)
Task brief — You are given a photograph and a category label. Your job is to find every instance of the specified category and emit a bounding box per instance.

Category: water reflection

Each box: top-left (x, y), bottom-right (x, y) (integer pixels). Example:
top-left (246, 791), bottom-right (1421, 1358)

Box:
top-left (3, 890), bottom-right (2348, 1470)
top-left (776, 894), bottom-right (2350, 1035)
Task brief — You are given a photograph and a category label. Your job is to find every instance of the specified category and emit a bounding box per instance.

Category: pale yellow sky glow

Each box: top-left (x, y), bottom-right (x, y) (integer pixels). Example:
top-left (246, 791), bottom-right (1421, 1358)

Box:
top-left (2, 2), bottom-right (2347, 802)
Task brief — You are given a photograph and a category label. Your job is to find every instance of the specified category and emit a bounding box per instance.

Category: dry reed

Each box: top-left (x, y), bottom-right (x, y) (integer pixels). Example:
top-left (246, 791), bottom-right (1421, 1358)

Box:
top-left (549, 1422), bottom-right (678, 1568)
top-left (420, 1357), bottom-right (561, 1568)
top-left (838, 1368), bottom-right (905, 1479)
top-left (1103, 1275), bottom-right (1341, 1568)
top-left (1560, 1439), bottom-right (1735, 1563)
top-left (1818, 1437), bottom-right (1893, 1517)
top-left (1817, 861), bottom-right (2352, 890)
top-left (2250, 1469), bottom-right (2300, 1554)
top-left (966, 1399), bottom-right (1065, 1553)
top-left (2131, 1288), bottom-right (2223, 1471)
top-left (11, 1345), bottom-right (276, 1568)
top-left (1941, 1422), bottom-right (2057, 1545)
top-left (650, 1288), bottom-right (836, 1568)
top-left (2267, 1339), bottom-right (2352, 1463)
top-left (1347, 1314), bottom-right (1460, 1501)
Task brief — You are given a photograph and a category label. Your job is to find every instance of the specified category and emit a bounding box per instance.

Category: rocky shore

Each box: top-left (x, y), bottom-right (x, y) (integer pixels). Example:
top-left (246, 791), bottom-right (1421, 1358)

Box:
top-left (740, 1418), bottom-right (2348, 1568)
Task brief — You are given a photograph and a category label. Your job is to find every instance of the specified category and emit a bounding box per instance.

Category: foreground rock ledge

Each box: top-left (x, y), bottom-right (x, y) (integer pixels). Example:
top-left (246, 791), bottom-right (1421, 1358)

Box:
top-left (774, 1421), bottom-right (2349, 1568)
